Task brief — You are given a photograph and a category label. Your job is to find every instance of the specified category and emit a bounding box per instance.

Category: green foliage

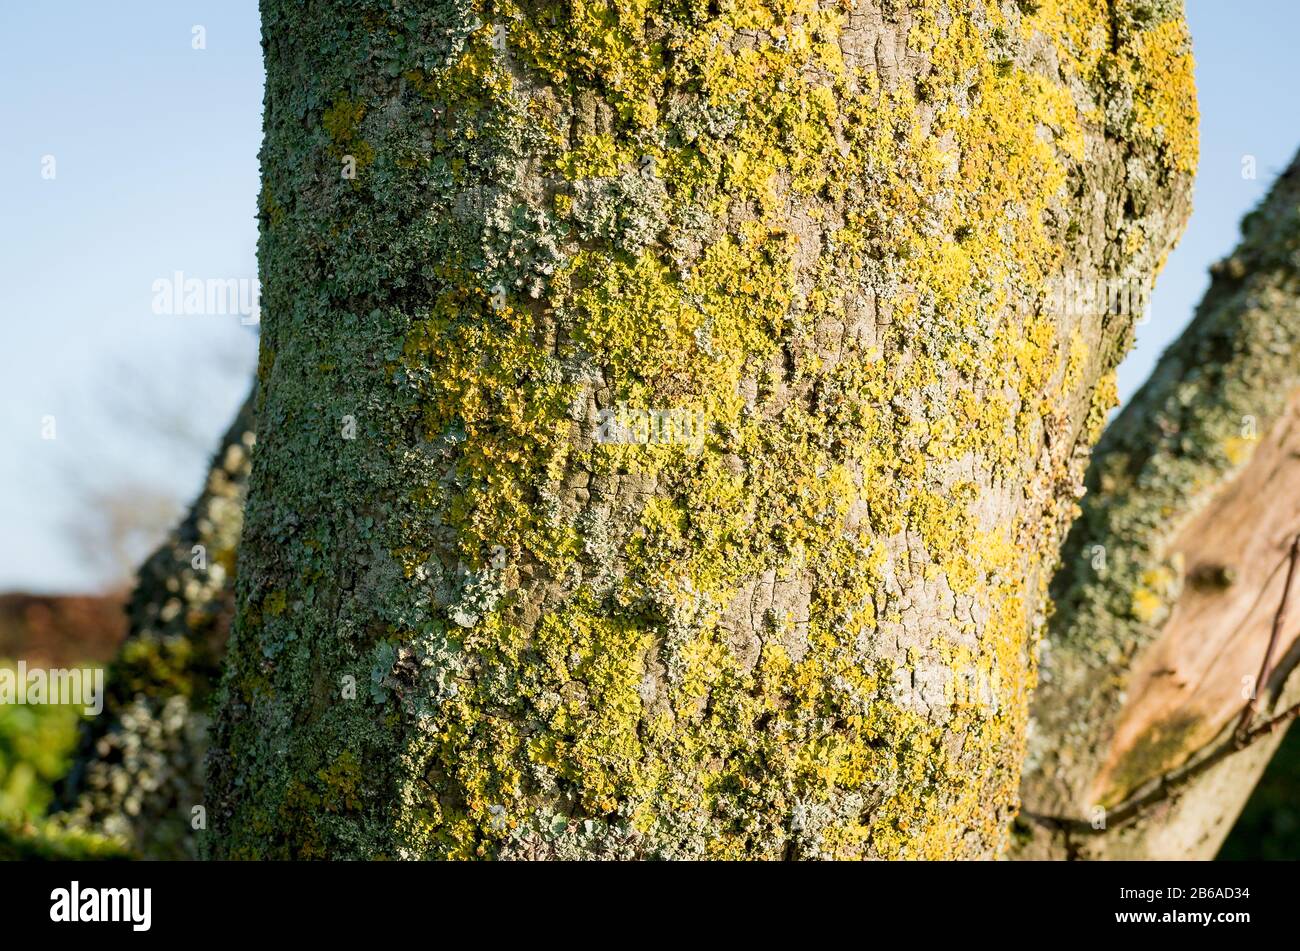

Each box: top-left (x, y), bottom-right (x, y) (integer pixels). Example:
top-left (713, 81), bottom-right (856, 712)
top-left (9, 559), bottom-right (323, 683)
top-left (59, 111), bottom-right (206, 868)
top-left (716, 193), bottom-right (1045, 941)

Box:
top-left (0, 660), bottom-right (127, 860)
top-left (0, 661), bottom-right (84, 821)
top-left (0, 815), bottom-right (128, 861)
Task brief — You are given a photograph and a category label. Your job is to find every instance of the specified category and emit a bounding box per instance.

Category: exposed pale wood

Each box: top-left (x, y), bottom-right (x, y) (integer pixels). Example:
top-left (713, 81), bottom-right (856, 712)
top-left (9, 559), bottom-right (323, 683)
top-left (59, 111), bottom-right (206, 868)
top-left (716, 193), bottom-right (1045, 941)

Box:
top-left (1092, 395), bottom-right (1300, 806)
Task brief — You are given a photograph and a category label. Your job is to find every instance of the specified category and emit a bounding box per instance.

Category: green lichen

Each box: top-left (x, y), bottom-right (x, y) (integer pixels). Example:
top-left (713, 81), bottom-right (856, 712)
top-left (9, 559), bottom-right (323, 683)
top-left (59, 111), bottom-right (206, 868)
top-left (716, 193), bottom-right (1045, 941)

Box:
top-left (322, 93), bottom-right (376, 173)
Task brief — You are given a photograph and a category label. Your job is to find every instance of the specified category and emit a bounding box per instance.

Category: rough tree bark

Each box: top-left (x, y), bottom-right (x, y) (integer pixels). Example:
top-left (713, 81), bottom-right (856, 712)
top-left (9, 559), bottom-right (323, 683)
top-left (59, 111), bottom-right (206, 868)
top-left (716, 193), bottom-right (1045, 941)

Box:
top-left (201, 0), bottom-right (1195, 859)
top-left (1016, 152), bottom-right (1300, 860)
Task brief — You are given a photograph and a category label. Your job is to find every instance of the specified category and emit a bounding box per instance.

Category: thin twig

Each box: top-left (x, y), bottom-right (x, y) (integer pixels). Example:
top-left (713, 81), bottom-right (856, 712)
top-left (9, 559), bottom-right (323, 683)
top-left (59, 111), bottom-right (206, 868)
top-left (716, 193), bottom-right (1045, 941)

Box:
top-left (1236, 533), bottom-right (1300, 744)
top-left (1025, 530), bottom-right (1300, 839)
top-left (1243, 699), bottom-right (1300, 743)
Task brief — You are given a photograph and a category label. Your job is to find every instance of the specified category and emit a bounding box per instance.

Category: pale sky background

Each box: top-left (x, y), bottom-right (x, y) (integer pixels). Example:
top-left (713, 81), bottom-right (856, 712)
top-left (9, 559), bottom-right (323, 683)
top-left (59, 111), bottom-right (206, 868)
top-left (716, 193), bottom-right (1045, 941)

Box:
top-left (0, 1), bottom-right (1297, 592)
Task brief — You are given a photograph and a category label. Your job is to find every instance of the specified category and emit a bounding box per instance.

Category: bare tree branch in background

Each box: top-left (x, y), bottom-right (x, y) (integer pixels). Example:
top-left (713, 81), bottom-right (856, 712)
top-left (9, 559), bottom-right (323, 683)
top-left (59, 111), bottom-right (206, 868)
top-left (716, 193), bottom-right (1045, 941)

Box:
top-left (1016, 152), bottom-right (1300, 860)
top-left (49, 330), bottom-right (255, 591)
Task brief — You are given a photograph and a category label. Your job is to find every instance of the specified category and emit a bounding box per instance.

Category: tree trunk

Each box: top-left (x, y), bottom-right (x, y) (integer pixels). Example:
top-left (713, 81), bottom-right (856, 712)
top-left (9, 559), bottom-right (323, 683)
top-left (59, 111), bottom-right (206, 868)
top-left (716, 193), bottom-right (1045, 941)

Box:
top-left (206, 0), bottom-right (1195, 859)
top-left (1016, 152), bottom-right (1300, 860)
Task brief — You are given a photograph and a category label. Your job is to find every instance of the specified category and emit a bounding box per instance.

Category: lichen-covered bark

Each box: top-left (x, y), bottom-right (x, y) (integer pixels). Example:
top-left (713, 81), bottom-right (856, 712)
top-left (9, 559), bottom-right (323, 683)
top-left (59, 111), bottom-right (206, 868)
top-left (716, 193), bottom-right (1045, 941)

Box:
top-left (1017, 153), bottom-right (1300, 860)
top-left (53, 395), bottom-right (253, 859)
top-left (208, 0), bottom-right (1194, 859)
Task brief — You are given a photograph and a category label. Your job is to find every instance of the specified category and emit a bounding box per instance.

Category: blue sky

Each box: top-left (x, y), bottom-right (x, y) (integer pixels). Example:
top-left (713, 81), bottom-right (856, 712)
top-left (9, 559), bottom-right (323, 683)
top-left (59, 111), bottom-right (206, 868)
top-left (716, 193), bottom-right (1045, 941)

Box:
top-left (0, 3), bottom-right (263, 590)
top-left (0, 1), bottom-right (1297, 591)
top-left (1127, 1), bottom-right (1300, 399)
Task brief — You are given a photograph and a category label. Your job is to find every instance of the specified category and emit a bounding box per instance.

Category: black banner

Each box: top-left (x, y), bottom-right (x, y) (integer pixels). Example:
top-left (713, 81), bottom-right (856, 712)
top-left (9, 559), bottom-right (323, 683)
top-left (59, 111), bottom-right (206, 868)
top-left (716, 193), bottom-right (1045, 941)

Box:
top-left (0, 859), bottom-right (1275, 939)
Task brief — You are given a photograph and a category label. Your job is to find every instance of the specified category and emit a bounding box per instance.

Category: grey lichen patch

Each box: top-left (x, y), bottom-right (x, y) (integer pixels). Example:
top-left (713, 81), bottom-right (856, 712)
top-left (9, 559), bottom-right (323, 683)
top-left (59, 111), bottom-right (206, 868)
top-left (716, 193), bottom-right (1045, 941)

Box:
top-left (570, 172), bottom-right (670, 256)
top-left (479, 194), bottom-right (563, 299)
top-left (1051, 159), bottom-right (1300, 665)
